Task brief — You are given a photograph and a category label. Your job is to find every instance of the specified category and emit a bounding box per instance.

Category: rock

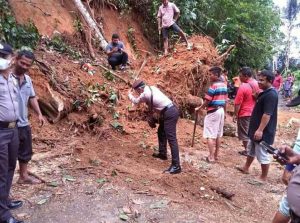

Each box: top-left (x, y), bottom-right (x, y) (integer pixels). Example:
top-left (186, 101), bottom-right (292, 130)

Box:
top-left (223, 122), bottom-right (236, 137)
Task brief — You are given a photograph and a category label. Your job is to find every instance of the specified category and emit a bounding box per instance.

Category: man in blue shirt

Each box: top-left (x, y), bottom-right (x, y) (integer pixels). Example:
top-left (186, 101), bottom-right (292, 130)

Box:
top-left (105, 33), bottom-right (128, 70)
top-left (13, 50), bottom-right (45, 185)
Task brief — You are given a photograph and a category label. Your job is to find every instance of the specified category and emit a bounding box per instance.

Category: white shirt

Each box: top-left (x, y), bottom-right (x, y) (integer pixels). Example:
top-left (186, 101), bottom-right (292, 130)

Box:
top-left (128, 85), bottom-right (172, 111)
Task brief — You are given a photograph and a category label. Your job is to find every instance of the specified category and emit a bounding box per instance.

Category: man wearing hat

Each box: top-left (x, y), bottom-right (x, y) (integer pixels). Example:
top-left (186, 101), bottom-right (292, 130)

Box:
top-left (128, 80), bottom-right (181, 174)
top-left (0, 43), bottom-right (24, 223)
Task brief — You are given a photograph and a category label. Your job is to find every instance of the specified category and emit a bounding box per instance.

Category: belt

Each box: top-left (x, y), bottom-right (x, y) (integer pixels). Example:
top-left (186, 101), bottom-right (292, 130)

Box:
top-left (0, 121), bottom-right (17, 128)
top-left (207, 106), bottom-right (223, 114)
top-left (161, 103), bottom-right (174, 115)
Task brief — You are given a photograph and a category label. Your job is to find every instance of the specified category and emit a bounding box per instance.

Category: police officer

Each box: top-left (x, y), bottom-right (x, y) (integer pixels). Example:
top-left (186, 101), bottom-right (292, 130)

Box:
top-left (128, 80), bottom-right (181, 174)
top-left (0, 43), bottom-right (24, 223)
top-left (13, 50), bottom-right (45, 185)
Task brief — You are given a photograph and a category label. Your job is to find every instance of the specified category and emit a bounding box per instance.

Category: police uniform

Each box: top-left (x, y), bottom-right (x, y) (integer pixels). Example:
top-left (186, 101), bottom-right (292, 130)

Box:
top-left (128, 80), bottom-right (181, 174)
top-left (0, 73), bottom-right (20, 222)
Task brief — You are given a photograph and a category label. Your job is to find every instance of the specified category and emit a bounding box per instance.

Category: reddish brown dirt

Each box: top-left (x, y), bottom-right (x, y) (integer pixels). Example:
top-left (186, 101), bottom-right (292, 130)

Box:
top-left (8, 0), bottom-right (75, 36)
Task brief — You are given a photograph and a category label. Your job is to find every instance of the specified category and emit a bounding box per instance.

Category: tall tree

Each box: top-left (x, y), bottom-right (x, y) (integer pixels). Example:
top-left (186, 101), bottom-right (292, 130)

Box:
top-left (284, 0), bottom-right (299, 73)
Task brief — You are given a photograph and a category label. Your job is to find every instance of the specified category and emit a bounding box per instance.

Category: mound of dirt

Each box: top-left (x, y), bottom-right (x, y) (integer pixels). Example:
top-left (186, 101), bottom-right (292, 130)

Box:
top-left (139, 36), bottom-right (224, 110)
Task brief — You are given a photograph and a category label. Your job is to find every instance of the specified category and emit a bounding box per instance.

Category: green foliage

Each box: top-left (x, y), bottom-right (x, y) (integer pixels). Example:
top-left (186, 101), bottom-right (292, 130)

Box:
top-left (0, 0), bottom-right (40, 49)
top-left (127, 27), bottom-right (137, 52)
top-left (124, 0), bottom-right (282, 74)
top-left (46, 35), bottom-right (82, 59)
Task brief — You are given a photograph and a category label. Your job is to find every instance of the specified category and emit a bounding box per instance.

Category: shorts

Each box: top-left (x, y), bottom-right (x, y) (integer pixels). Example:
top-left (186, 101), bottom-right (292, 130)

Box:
top-left (279, 194), bottom-right (290, 217)
top-left (18, 125), bottom-right (33, 163)
top-left (237, 116), bottom-right (251, 141)
top-left (203, 108), bottom-right (225, 139)
top-left (247, 140), bottom-right (270, 164)
top-left (162, 23), bottom-right (182, 39)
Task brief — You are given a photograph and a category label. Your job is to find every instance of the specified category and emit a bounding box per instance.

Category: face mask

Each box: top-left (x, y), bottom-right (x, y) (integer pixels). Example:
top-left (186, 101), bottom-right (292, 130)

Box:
top-left (0, 58), bottom-right (11, 70)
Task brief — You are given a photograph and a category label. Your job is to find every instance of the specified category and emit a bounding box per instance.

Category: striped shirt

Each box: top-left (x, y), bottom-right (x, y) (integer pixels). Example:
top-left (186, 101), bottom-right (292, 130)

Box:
top-left (205, 81), bottom-right (227, 111)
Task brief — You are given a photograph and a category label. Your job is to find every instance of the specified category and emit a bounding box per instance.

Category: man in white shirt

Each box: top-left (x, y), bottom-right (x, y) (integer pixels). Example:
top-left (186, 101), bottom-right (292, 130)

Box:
top-left (128, 80), bottom-right (181, 174)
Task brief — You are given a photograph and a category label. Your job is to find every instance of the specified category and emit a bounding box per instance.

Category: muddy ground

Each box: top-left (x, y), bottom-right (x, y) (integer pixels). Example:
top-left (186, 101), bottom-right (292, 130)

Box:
top-left (9, 107), bottom-right (300, 223)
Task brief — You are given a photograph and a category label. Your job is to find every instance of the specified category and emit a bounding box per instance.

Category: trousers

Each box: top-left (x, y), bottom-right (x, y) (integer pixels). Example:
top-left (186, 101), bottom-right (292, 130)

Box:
top-left (108, 52), bottom-right (128, 70)
top-left (157, 106), bottom-right (180, 166)
top-left (0, 127), bottom-right (19, 221)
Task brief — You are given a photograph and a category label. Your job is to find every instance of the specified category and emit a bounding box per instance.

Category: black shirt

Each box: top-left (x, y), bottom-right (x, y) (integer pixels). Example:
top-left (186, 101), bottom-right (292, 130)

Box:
top-left (248, 87), bottom-right (278, 144)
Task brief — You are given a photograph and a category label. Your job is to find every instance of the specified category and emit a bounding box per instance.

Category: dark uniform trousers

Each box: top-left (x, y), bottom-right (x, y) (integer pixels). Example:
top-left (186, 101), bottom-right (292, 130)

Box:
top-left (0, 128), bottom-right (19, 221)
top-left (157, 105), bottom-right (180, 166)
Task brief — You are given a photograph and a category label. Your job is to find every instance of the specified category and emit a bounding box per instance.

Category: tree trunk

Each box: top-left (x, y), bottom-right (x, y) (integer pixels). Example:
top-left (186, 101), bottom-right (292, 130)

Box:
top-left (72, 0), bottom-right (108, 50)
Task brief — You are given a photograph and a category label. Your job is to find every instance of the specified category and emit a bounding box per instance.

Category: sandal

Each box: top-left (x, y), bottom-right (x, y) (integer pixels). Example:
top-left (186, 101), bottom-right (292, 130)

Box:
top-left (235, 166), bottom-right (249, 174)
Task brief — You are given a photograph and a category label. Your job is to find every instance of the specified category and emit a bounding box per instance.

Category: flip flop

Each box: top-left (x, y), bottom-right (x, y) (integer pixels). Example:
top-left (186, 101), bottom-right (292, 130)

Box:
top-left (238, 150), bottom-right (248, 156)
top-left (235, 166), bottom-right (249, 174)
top-left (204, 156), bottom-right (215, 163)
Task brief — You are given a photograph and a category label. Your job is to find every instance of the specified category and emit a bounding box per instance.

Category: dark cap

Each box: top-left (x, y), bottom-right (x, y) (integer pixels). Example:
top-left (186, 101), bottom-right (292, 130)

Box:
top-left (0, 43), bottom-right (13, 55)
top-left (132, 79), bottom-right (145, 89)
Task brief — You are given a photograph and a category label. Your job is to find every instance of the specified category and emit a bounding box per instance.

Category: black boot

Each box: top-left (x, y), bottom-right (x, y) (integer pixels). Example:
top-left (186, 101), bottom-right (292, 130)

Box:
top-left (152, 153), bottom-right (167, 160)
top-left (164, 164), bottom-right (181, 174)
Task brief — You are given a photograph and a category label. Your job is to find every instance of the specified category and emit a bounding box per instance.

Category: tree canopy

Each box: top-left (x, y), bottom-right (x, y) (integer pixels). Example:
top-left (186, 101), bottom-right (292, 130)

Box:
top-left (129, 0), bottom-right (282, 75)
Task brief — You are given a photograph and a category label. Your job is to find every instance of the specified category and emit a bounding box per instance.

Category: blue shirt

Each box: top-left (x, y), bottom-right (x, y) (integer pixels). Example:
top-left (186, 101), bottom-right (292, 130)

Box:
top-left (105, 41), bottom-right (125, 57)
top-left (16, 74), bottom-right (36, 127)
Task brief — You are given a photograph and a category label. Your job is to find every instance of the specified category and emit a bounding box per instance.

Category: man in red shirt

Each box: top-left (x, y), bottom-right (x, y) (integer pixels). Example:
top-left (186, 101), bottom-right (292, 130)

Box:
top-left (273, 70), bottom-right (283, 92)
top-left (234, 67), bottom-right (260, 156)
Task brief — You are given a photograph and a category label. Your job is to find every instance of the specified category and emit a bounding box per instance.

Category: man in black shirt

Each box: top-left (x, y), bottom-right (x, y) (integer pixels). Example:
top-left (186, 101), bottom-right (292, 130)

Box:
top-left (237, 70), bottom-right (278, 181)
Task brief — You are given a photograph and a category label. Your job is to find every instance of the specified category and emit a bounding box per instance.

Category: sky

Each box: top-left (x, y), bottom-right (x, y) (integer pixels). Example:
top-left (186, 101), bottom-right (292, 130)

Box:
top-left (273, 0), bottom-right (300, 58)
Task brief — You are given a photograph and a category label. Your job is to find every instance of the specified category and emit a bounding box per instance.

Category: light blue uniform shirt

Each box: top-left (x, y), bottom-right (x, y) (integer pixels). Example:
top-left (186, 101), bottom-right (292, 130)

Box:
top-left (0, 73), bottom-right (19, 122)
top-left (16, 74), bottom-right (36, 127)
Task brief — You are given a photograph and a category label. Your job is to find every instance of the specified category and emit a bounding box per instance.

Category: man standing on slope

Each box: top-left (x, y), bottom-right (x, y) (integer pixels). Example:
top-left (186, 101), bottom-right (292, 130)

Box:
top-left (13, 50), bottom-right (45, 185)
top-left (157, 0), bottom-right (191, 55)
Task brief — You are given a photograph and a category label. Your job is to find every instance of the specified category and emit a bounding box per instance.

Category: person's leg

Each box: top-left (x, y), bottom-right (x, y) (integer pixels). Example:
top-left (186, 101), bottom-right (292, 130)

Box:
top-left (240, 141), bottom-right (255, 173)
top-left (172, 23), bottom-right (189, 45)
top-left (121, 52), bottom-right (128, 66)
top-left (18, 126), bottom-right (37, 183)
top-left (215, 137), bottom-right (220, 160)
top-left (207, 138), bottom-right (216, 162)
top-left (162, 28), bottom-right (169, 55)
top-left (108, 56), bottom-right (118, 70)
top-left (272, 195), bottom-right (290, 223)
top-left (272, 212), bottom-right (290, 223)
top-left (0, 130), bottom-right (12, 221)
top-left (156, 117), bottom-right (167, 157)
top-left (163, 106), bottom-right (180, 167)
top-left (255, 142), bottom-right (270, 181)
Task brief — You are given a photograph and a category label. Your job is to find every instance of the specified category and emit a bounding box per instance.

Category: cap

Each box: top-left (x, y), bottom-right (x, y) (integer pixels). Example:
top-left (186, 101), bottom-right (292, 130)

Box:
top-left (132, 79), bottom-right (145, 89)
top-left (0, 43), bottom-right (13, 55)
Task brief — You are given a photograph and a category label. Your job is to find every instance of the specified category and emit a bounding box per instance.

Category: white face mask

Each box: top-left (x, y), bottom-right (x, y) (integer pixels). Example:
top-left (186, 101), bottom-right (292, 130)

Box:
top-left (0, 58), bottom-right (11, 70)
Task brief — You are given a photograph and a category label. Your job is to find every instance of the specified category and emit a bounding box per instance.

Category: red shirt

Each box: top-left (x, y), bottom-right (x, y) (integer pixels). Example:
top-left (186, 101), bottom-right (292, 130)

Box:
top-left (273, 75), bottom-right (283, 90)
top-left (234, 79), bottom-right (259, 117)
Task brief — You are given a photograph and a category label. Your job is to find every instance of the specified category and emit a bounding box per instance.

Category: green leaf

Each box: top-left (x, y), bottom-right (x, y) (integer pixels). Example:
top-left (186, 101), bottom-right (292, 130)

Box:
top-left (63, 175), bottom-right (76, 182)
top-left (96, 178), bottom-right (107, 184)
top-left (47, 181), bottom-right (59, 187)
top-left (119, 213), bottom-right (129, 221)
top-left (37, 198), bottom-right (48, 205)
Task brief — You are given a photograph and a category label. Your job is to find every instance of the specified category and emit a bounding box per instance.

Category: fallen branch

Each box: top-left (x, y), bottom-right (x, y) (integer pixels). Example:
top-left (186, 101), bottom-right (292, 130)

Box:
top-left (133, 52), bottom-right (150, 81)
top-left (94, 63), bottom-right (130, 85)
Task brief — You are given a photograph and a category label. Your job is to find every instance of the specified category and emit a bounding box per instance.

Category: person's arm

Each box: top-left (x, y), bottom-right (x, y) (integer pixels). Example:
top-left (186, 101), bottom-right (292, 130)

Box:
top-left (128, 90), bottom-right (147, 105)
top-left (106, 44), bottom-right (118, 57)
top-left (173, 4), bottom-right (180, 21)
top-left (254, 114), bottom-right (271, 141)
top-left (29, 97), bottom-right (45, 126)
top-left (233, 86), bottom-right (244, 121)
top-left (195, 99), bottom-right (209, 111)
top-left (277, 146), bottom-right (300, 165)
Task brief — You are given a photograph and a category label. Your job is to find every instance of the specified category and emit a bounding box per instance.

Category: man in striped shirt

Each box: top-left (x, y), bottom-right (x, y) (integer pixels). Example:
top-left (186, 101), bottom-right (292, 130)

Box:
top-left (196, 66), bottom-right (227, 163)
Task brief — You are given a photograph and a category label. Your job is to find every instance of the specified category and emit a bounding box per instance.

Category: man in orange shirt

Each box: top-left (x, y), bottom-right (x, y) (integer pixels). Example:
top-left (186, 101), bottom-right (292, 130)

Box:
top-left (234, 67), bottom-right (260, 156)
